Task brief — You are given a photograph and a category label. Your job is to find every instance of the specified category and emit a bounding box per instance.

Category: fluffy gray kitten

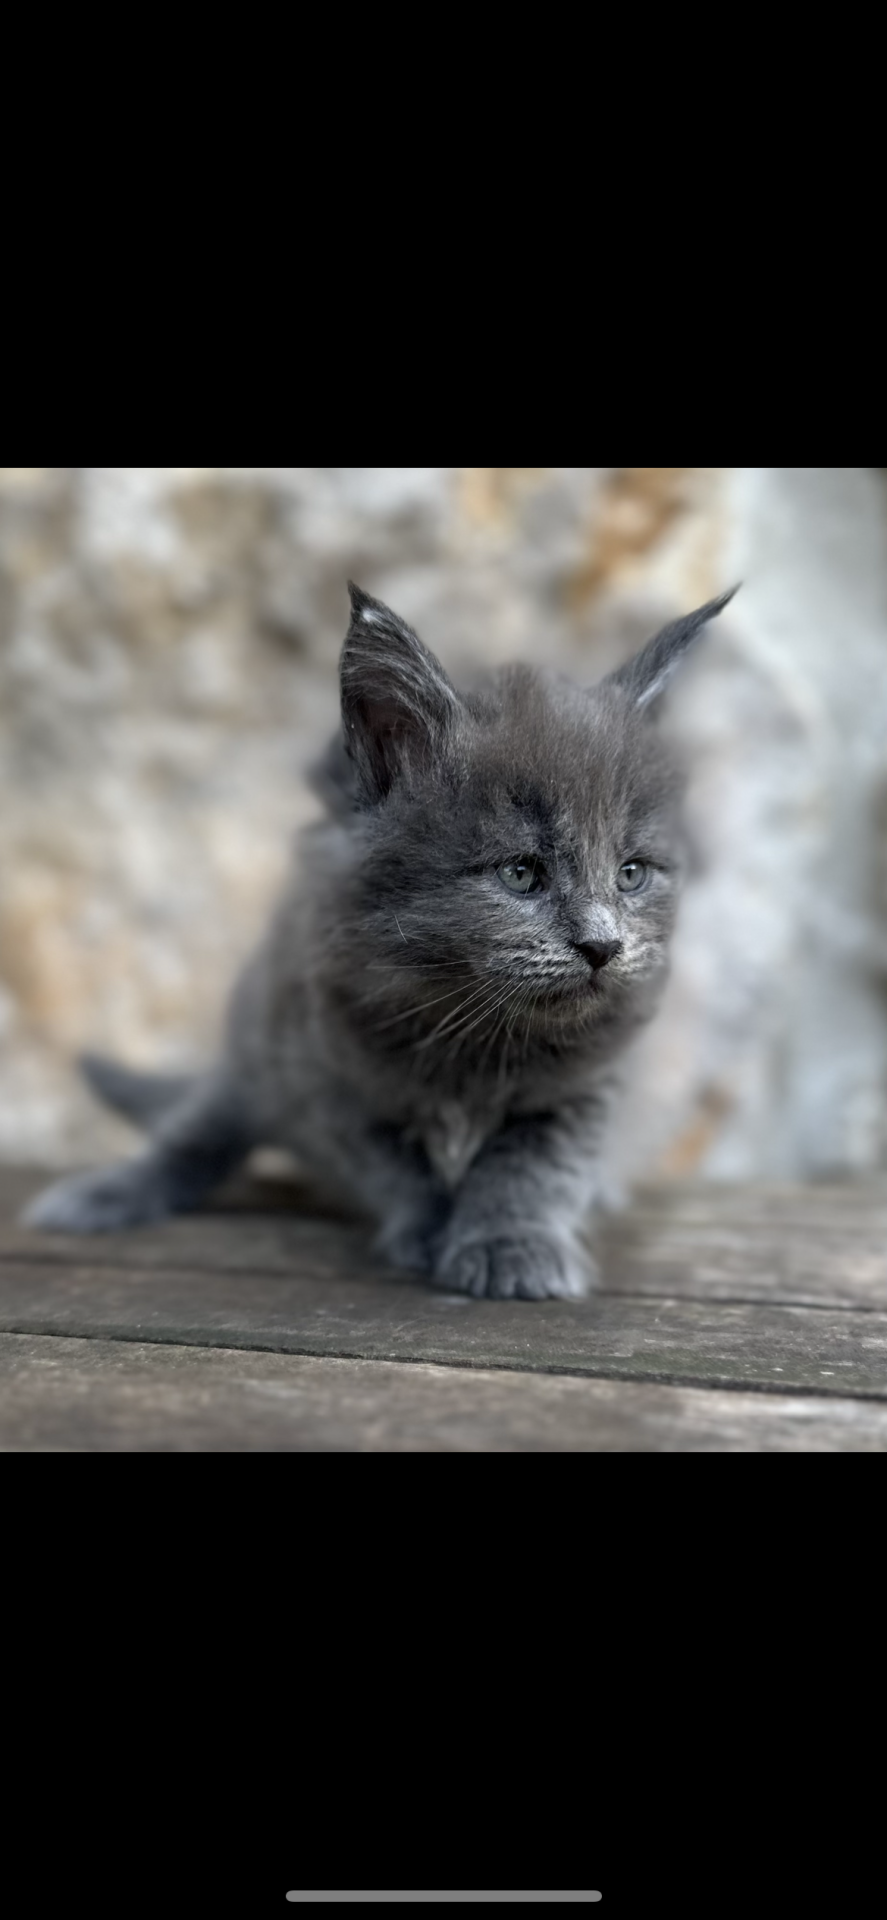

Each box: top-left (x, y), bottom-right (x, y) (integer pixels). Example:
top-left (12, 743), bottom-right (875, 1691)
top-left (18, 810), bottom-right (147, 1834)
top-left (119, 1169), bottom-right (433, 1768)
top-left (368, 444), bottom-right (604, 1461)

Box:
top-left (25, 581), bottom-right (735, 1300)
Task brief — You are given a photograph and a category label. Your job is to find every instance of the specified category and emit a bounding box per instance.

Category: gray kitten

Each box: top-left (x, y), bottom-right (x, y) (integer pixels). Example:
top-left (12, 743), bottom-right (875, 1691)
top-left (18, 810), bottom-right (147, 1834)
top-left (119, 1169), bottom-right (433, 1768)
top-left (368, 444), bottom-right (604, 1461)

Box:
top-left (25, 581), bottom-right (735, 1299)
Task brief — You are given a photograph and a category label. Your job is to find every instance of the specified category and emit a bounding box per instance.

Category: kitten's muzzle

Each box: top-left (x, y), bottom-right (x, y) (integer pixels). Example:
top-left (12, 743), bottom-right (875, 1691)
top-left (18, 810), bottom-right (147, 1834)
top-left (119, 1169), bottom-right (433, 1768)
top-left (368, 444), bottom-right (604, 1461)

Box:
top-left (574, 937), bottom-right (623, 973)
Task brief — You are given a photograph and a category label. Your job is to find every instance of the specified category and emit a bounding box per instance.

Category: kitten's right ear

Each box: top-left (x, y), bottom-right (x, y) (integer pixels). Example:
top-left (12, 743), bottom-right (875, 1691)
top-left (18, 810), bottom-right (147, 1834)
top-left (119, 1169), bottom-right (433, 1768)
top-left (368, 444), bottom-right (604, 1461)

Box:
top-left (340, 583), bottom-right (460, 802)
top-left (604, 586), bottom-right (739, 712)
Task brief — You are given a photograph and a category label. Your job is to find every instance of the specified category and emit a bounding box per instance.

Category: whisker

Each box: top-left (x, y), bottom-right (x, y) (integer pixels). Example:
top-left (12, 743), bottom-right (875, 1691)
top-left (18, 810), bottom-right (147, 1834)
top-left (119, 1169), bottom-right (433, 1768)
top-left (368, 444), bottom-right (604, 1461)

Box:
top-left (365, 961), bottom-right (468, 973)
top-left (478, 978), bottom-right (526, 1075)
top-left (521, 984), bottom-right (542, 1061)
top-left (505, 983), bottom-right (531, 1054)
top-left (498, 979), bottom-right (533, 1090)
top-left (373, 980), bottom-right (476, 1032)
top-left (444, 980), bottom-right (518, 1058)
top-left (431, 981), bottom-right (506, 1061)
top-left (412, 976), bottom-right (499, 1052)
top-left (502, 978), bottom-right (533, 1043)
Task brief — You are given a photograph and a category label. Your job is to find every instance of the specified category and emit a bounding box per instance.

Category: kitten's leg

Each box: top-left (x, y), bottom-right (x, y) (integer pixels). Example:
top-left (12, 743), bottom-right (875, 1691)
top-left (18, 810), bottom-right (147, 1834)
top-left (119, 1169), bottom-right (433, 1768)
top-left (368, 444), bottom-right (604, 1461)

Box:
top-left (22, 1072), bottom-right (254, 1234)
top-left (432, 1096), bottom-right (613, 1300)
top-left (325, 1121), bottom-right (451, 1273)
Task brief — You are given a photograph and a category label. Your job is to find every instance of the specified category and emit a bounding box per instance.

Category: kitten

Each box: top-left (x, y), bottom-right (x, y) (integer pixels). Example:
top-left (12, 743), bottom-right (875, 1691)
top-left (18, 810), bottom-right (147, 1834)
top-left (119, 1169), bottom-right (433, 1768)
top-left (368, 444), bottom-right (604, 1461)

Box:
top-left (24, 581), bottom-right (736, 1300)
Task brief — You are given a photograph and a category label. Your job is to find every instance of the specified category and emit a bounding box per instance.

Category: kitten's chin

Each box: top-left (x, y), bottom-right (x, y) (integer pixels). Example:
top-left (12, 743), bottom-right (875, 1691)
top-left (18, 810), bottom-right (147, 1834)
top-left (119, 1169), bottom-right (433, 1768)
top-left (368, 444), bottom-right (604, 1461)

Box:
top-left (534, 977), bottom-right (608, 1026)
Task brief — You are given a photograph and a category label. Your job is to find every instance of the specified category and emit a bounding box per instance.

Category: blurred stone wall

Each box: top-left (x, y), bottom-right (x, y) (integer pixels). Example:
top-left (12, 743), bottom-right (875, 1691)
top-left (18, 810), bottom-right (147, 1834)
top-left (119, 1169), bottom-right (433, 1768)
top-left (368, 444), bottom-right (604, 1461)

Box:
top-left (1, 467), bottom-right (886, 1183)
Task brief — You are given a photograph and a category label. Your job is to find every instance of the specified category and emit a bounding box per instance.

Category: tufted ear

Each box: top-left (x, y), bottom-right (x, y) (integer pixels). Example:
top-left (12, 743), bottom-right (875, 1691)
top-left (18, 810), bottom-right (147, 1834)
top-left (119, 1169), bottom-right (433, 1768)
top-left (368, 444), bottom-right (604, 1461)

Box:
top-left (340, 583), bottom-right (461, 801)
top-left (604, 586), bottom-right (739, 711)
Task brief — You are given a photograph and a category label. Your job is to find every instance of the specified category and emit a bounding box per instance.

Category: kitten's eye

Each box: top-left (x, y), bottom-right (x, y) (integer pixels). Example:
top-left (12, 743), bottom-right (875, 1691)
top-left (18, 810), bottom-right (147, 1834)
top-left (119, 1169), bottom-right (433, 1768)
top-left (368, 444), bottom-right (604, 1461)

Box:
top-left (497, 857), bottom-right (545, 896)
top-left (617, 860), bottom-right (650, 893)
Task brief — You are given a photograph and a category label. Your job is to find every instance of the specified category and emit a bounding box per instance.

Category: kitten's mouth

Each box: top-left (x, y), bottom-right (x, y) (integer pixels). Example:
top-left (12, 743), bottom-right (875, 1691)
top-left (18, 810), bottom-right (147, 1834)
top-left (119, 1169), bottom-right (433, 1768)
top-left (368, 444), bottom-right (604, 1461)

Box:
top-left (537, 974), bottom-right (606, 1013)
top-left (557, 972), bottom-right (605, 997)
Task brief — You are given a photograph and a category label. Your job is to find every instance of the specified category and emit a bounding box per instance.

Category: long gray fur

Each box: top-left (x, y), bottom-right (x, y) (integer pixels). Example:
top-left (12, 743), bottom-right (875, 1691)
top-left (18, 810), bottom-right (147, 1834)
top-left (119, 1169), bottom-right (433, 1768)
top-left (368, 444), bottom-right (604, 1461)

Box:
top-left (24, 582), bottom-right (736, 1299)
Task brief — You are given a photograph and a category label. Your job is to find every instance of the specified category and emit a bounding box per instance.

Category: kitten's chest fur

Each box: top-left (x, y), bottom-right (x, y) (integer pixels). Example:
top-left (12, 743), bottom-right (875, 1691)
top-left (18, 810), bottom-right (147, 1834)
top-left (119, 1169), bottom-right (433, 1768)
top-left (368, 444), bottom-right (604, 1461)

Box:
top-left (334, 1011), bottom-right (617, 1187)
top-left (411, 1098), bottom-right (499, 1190)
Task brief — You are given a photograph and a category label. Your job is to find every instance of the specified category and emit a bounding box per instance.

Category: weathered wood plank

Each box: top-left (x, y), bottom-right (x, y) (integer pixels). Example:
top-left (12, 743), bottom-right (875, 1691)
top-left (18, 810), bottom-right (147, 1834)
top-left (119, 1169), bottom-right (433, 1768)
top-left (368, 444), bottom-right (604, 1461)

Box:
top-left (1, 1254), bottom-right (886, 1395)
top-left (2, 1168), bottom-right (886, 1311)
top-left (599, 1211), bottom-right (887, 1309)
top-left (3, 1333), bottom-right (887, 1451)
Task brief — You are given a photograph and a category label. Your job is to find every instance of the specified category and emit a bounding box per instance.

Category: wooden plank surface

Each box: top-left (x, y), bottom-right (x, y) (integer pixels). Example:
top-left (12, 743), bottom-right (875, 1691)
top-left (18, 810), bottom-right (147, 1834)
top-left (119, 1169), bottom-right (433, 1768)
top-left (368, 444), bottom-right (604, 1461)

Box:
top-left (609, 1188), bottom-right (887, 1308)
top-left (3, 1166), bottom-right (887, 1447)
top-left (4, 1333), bottom-right (887, 1452)
top-left (3, 1168), bottom-right (885, 1311)
top-left (2, 1257), bottom-right (887, 1395)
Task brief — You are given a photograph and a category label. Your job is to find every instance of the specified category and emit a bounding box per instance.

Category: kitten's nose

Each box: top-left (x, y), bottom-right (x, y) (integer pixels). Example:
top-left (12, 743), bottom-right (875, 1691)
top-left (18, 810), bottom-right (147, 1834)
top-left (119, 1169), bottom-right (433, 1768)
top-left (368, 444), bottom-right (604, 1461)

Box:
top-left (576, 938), bottom-right (623, 972)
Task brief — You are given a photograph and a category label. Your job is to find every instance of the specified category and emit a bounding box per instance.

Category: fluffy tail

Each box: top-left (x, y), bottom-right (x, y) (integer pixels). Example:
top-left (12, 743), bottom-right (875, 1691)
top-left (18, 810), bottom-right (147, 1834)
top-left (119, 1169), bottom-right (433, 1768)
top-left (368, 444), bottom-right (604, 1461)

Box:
top-left (79, 1052), bottom-right (198, 1133)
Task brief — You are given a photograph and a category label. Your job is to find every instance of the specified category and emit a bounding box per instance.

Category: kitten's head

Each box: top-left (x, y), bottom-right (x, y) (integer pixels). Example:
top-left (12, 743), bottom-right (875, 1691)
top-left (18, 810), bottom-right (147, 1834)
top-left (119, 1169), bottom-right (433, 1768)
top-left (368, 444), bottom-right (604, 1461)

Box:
top-left (331, 582), bottom-right (736, 1043)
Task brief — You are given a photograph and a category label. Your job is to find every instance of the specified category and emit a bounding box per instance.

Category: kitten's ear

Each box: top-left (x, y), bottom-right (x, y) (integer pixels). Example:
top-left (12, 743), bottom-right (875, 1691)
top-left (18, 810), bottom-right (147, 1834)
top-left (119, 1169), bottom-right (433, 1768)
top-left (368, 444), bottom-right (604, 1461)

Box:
top-left (340, 583), bottom-right (460, 801)
top-left (604, 586), bottom-right (739, 712)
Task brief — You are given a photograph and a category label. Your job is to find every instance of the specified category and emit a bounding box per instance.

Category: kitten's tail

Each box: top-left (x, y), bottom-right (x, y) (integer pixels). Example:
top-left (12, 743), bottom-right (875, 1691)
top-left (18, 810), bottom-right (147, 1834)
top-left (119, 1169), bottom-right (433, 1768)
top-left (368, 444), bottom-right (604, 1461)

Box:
top-left (79, 1052), bottom-right (198, 1133)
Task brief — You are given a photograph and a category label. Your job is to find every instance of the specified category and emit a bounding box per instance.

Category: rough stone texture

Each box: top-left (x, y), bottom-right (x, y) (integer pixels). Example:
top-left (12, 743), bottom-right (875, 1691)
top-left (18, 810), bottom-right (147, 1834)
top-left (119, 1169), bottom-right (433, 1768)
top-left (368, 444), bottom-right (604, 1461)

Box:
top-left (1, 467), bottom-right (886, 1183)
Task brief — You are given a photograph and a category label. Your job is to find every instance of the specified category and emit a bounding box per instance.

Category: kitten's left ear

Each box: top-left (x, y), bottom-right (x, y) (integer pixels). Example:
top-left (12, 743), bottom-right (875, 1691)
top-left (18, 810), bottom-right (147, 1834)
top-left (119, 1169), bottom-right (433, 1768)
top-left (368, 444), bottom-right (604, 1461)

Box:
top-left (341, 583), bottom-right (460, 801)
top-left (604, 586), bottom-right (739, 712)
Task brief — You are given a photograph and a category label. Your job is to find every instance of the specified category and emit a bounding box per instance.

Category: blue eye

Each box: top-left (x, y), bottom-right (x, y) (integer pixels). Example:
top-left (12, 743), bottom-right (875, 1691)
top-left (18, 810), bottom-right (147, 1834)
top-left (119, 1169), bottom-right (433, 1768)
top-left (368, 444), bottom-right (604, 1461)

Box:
top-left (498, 857), bottom-right (545, 896)
top-left (617, 860), bottom-right (650, 893)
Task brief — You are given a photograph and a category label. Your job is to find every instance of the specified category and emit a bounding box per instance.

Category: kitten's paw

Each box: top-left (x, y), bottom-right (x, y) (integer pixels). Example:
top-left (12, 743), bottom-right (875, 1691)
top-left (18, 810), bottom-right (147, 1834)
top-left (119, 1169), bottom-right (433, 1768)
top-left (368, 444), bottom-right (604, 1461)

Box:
top-left (432, 1234), bottom-right (595, 1301)
top-left (22, 1163), bottom-right (166, 1234)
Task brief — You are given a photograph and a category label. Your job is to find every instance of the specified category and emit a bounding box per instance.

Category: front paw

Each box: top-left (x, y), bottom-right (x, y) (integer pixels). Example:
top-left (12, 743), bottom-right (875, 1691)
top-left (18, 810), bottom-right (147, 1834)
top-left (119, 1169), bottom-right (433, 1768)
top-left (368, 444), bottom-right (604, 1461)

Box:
top-left (433, 1233), bottom-right (595, 1301)
top-left (22, 1163), bottom-right (165, 1234)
